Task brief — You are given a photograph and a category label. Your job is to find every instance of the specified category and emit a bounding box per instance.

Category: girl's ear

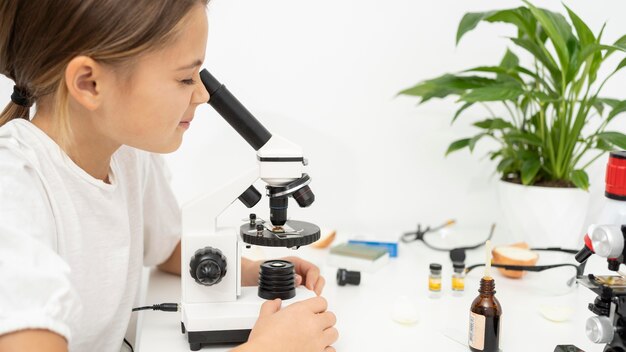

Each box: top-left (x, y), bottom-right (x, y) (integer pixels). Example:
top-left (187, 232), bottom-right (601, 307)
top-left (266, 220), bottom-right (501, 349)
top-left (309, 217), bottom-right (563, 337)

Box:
top-left (64, 56), bottom-right (105, 111)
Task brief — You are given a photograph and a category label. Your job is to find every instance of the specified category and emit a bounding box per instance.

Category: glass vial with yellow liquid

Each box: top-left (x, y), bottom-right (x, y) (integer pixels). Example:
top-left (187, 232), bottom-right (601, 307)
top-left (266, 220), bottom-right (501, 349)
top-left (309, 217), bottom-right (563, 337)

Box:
top-left (452, 263), bottom-right (465, 295)
top-left (428, 263), bottom-right (442, 298)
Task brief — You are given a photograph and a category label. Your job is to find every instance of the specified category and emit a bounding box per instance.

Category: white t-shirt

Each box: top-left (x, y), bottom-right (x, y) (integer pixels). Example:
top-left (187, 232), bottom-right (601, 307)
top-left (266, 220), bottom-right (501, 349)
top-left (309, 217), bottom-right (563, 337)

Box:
top-left (0, 118), bottom-right (181, 351)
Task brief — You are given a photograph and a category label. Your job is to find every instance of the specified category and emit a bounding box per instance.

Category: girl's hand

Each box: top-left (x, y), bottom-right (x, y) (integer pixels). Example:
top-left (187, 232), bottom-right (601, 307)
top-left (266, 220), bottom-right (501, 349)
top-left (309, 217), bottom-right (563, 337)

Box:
top-left (241, 256), bottom-right (326, 295)
top-left (240, 297), bottom-right (338, 352)
top-left (281, 255), bottom-right (325, 296)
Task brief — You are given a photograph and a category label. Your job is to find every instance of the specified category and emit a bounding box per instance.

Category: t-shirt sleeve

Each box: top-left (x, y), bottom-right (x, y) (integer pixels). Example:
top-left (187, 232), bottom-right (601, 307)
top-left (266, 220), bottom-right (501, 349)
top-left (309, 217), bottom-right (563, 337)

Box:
top-left (142, 153), bottom-right (182, 267)
top-left (0, 149), bottom-right (82, 342)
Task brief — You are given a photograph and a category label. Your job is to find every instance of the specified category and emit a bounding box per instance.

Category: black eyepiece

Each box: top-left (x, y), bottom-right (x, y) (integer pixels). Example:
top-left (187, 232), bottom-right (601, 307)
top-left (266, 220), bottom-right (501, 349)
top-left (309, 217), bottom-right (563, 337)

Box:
top-left (337, 268), bottom-right (361, 286)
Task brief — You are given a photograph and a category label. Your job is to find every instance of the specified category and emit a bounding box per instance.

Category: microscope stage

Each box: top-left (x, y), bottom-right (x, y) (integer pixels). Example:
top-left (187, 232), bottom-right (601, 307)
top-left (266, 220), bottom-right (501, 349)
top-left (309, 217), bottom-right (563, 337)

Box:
top-left (240, 219), bottom-right (320, 247)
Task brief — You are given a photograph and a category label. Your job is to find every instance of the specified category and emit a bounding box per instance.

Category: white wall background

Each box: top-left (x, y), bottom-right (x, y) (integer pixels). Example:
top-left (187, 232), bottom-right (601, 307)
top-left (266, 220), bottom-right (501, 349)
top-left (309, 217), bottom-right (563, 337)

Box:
top-left (3, 0), bottom-right (626, 242)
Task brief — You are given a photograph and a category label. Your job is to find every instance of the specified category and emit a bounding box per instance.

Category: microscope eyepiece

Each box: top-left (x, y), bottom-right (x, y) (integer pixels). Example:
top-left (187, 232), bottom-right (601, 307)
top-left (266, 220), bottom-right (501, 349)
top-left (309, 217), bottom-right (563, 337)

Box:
top-left (199, 69), bottom-right (222, 97)
top-left (200, 69), bottom-right (272, 151)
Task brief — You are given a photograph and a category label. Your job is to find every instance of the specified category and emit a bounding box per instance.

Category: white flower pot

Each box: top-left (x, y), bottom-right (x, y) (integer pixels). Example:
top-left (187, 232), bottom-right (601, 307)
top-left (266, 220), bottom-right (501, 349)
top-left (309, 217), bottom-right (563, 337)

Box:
top-left (497, 180), bottom-right (590, 249)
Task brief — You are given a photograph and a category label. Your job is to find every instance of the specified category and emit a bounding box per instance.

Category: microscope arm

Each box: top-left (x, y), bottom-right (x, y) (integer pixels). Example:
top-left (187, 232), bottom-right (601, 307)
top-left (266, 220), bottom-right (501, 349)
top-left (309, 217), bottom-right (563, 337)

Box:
top-left (182, 167), bottom-right (259, 235)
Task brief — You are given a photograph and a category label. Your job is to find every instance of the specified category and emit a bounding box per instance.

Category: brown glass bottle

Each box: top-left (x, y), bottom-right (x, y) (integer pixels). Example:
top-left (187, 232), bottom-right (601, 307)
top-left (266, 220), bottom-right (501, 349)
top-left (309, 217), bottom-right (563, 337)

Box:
top-left (468, 277), bottom-right (502, 352)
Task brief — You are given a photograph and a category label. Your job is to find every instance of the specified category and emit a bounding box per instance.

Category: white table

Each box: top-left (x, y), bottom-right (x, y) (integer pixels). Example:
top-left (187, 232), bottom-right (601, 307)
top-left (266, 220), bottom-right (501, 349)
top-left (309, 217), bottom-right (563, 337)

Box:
top-left (137, 237), bottom-right (606, 352)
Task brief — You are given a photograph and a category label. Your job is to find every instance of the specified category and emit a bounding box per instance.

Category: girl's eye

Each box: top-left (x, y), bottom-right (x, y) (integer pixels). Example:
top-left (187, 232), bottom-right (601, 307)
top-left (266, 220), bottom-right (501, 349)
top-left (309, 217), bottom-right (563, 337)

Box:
top-left (181, 79), bottom-right (196, 86)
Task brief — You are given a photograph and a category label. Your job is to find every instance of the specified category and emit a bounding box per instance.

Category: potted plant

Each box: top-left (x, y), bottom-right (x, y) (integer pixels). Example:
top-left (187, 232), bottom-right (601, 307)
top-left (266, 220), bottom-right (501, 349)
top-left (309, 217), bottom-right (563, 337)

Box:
top-left (399, 1), bottom-right (626, 247)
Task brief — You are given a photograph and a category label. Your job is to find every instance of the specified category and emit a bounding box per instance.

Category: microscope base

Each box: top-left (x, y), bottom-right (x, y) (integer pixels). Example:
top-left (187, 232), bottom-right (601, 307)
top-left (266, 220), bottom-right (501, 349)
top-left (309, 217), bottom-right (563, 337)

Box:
top-left (182, 324), bottom-right (250, 351)
top-left (181, 286), bottom-right (316, 350)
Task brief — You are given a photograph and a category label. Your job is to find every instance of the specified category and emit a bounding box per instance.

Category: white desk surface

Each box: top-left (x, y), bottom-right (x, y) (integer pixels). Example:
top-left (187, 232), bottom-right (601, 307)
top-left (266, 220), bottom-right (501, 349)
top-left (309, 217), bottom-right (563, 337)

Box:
top-left (137, 234), bottom-right (607, 352)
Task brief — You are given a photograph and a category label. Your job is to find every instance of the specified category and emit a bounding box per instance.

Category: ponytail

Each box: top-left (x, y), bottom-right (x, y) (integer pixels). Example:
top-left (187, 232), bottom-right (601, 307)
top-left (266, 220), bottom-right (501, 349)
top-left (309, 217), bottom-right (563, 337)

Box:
top-left (0, 84), bottom-right (32, 126)
top-left (0, 102), bottom-right (29, 127)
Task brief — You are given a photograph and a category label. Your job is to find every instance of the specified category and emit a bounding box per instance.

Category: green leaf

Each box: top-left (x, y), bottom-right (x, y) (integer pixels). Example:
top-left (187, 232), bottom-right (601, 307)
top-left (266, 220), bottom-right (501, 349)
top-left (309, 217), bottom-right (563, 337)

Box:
top-left (595, 138), bottom-right (613, 152)
top-left (463, 65), bottom-right (526, 86)
top-left (520, 95), bottom-right (532, 115)
top-left (565, 43), bottom-right (581, 83)
top-left (614, 34), bottom-right (626, 49)
top-left (515, 65), bottom-right (559, 97)
top-left (570, 170), bottom-right (590, 191)
top-left (614, 57), bottom-right (626, 75)
top-left (564, 5), bottom-right (594, 47)
top-left (592, 101), bottom-right (605, 116)
top-left (446, 138), bottom-right (471, 156)
top-left (524, 1), bottom-right (574, 72)
top-left (516, 149), bottom-right (539, 161)
top-left (597, 132), bottom-right (626, 150)
top-left (398, 74), bottom-right (495, 103)
top-left (531, 91), bottom-right (558, 104)
top-left (497, 158), bottom-right (516, 173)
top-left (589, 47), bottom-right (604, 86)
top-left (457, 12), bottom-right (496, 45)
top-left (473, 118), bottom-right (515, 130)
top-left (521, 158), bottom-right (541, 185)
top-left (452, 102), bottom-right (474, 123)
top-left (463, 65), bottom-right (519, 77)
top-left (565, 5), bottom-right (596, 84)
top-left (456, 7), bottom-right (537, 45)
top-left (505, 132), bottom-right (543, 147)
top-left (510, 37), bottom-right (561, 85)
top-left (606, 34), bottom-right (626, 58)
top-left (607, 100), bottom-right (626, 122)
top-left (500, 49), bottom-right (520, 69)
top-left (588, 22), bottom-right (607, 84)
top-left (597, 97), bottom-right (621, 109)
top-left (460, 82), bottom-right (524, 103)
top-left (469, 133), bottom-right (487, 152)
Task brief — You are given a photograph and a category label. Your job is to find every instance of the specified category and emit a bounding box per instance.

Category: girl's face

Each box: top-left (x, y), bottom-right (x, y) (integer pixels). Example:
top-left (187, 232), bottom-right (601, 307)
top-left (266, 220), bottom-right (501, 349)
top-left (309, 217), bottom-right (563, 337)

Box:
top-left (100, 4), bottom-right (210, 153)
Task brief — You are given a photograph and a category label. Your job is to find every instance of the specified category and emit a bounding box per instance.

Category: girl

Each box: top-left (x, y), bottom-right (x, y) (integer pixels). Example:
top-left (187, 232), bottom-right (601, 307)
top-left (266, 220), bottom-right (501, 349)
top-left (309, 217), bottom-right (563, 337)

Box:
top-left (0, 1), bottom-right (338, 352)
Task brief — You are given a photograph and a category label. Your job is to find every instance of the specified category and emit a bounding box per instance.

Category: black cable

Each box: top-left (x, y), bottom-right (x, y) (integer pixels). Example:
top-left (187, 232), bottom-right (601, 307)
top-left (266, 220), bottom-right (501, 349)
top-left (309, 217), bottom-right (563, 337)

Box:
top-left (465, 262), bottom-right (583, 276)
top-left (531, 247), bottom-right (579, 254)
top-left (132, 303), bottom-right (179, 312)
top-left (401, 223), bottom-right (496, 252)
top-left (123, 338), bottom-right (134, 352)
top-left (126, 304), bottom-right (178, 351)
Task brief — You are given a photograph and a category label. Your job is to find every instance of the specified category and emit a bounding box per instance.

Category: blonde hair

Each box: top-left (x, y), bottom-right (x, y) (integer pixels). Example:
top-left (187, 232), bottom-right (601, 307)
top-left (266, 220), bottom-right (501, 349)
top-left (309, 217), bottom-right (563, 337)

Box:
top-left (0, 0), bottom-right (208, 145)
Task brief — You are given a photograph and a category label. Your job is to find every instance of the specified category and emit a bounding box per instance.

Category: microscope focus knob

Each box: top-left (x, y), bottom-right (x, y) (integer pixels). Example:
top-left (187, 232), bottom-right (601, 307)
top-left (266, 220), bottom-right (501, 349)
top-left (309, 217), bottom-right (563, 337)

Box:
top-left (189, 247), bottom-right (227, 286)
top-left (586, 316), bottom-right (615, 344)
top-left (590, 225), bottom-right (624, 258)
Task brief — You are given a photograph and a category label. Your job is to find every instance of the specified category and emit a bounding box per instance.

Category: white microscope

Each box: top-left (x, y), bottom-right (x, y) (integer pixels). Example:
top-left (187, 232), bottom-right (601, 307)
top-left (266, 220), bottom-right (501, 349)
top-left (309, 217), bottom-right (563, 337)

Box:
top-left (180, 70), bottom-right (321, 351)
top-left (574, 151), bottom-right (626, 351)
